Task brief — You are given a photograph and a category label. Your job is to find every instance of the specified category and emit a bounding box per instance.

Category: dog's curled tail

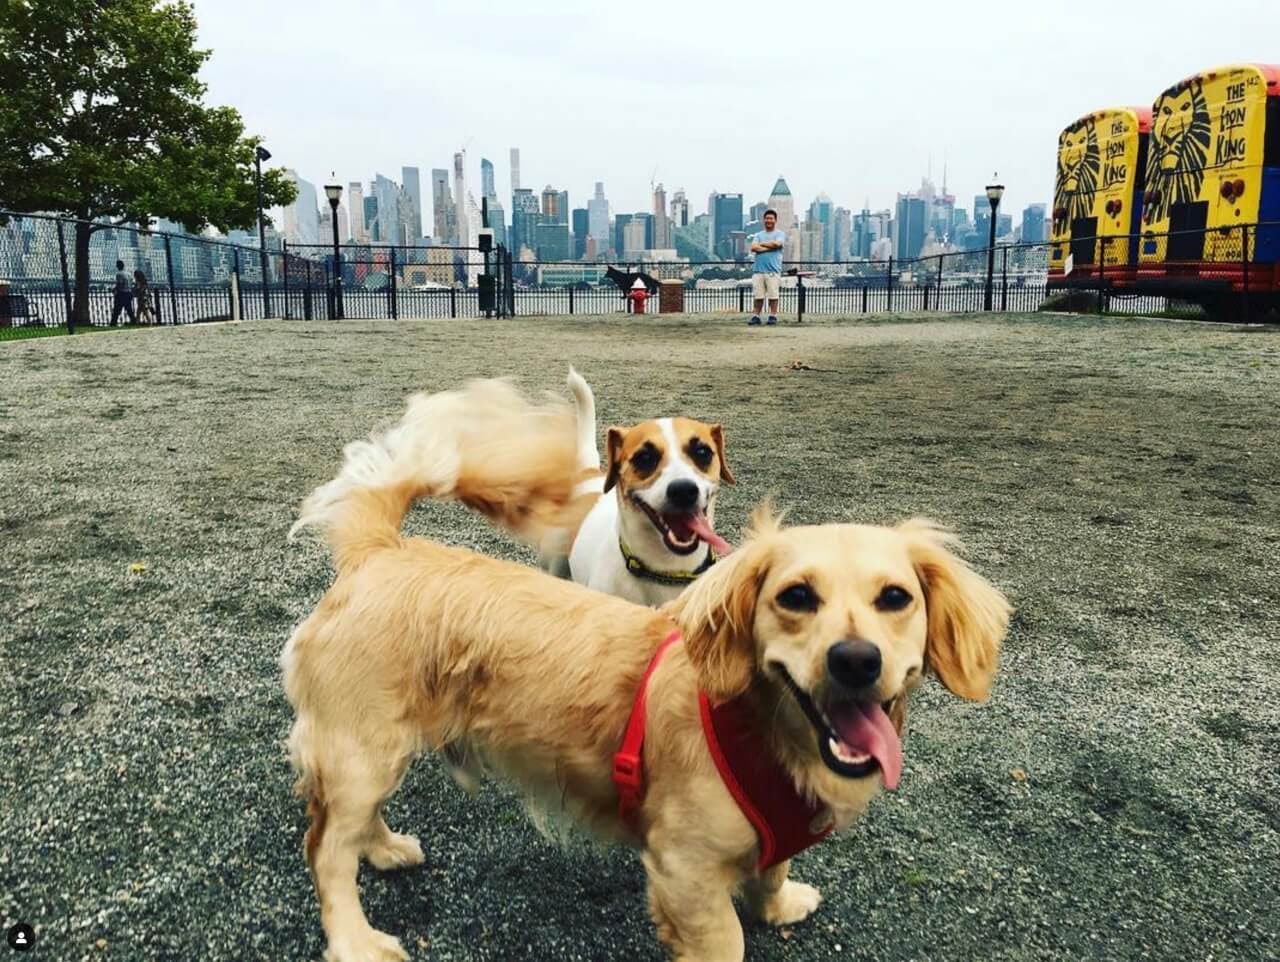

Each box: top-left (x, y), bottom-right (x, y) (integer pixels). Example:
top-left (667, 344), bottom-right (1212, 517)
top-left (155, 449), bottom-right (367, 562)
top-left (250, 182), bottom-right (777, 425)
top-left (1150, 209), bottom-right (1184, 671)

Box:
top-left (290, 378), bottom-right (584, 570)
top-left (566, 365), bottom-right (600, 471)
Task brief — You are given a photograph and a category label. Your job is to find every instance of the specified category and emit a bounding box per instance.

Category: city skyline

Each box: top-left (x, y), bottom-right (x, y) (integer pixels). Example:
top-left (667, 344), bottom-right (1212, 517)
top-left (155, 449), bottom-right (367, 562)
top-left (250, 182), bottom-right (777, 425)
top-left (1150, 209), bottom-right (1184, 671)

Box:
top-left (190, 0), bottom-right (1274, 223)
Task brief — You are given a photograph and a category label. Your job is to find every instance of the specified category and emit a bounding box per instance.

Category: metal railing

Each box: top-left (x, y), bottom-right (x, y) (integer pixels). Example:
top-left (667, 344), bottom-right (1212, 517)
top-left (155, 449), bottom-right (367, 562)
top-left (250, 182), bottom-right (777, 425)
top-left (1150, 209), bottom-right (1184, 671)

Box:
top-left (3, 210), bottom-right (1277, 338)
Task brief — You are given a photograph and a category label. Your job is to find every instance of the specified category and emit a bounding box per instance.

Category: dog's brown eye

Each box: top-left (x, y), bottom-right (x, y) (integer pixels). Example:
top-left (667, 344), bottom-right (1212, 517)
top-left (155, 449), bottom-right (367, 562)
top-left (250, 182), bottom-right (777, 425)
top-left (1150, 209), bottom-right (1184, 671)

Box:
top-left (631, 445), bottom-right (659, 474)
top-left (688, 440), bottom-right (713, 470)
top-left (777, 583), bottom-right (819, 612)
top-left (875, 585), bottom-right (913, 612)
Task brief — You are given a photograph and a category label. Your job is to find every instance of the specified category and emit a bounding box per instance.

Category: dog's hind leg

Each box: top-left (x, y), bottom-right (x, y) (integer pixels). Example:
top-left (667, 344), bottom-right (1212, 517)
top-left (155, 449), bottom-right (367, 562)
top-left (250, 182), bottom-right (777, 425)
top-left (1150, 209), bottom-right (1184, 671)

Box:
top-left (298, 726), bottom-right (415, 962)
top-left (742, 859), bottom-right (822, 926)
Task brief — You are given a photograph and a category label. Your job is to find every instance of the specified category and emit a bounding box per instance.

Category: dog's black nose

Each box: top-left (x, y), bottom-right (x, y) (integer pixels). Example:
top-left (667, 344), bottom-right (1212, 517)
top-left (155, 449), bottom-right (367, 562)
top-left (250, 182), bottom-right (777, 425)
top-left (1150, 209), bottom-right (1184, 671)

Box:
top-left (827, 641), bottom-right (882, 690)
top-left (666, 479), bottom-right (699, 510)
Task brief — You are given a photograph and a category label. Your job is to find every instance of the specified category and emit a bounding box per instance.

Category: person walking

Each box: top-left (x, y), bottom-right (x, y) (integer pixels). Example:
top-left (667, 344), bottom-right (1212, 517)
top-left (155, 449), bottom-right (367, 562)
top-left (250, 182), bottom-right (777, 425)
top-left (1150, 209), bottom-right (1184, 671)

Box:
top-left (110, 260), bottom-right (137, 326)
top-left (133, 269), bottom-right (157, 325)
top-left (747, 209), bottom-right (786, 326)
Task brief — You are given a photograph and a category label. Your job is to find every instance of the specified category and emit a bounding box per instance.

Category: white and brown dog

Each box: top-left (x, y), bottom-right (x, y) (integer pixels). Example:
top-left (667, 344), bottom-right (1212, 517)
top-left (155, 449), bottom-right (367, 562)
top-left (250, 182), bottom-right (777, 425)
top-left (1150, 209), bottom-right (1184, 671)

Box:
top-left (557, 369), bottom-right (734, 605)
top-left (381, 371), bottom-right (734, 607)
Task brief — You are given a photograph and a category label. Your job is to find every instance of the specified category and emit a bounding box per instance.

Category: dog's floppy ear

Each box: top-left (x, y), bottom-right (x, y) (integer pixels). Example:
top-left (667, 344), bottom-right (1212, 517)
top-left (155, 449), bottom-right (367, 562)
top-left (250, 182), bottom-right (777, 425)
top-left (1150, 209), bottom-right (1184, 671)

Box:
top-left (709, 424), bottom-right (735, 485)
top-left (898, 519), bottom-right (1011, 702)
top-left (603, 427), bottom-right (626, 493)
top-left (665, 535), bottom-right (771, 701)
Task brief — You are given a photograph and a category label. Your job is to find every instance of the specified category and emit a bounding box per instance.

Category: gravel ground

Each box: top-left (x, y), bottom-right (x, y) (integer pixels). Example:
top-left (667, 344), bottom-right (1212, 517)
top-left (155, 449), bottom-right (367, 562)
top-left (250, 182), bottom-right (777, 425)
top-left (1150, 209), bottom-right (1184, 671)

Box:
top-left (1, 312), bottom-right (1278, 962)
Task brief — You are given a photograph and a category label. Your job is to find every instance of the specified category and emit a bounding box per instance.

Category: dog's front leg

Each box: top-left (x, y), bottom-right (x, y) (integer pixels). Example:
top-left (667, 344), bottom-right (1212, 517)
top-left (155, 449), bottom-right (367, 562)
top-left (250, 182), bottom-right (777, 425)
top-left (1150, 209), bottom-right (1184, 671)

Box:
top-left (743, 859), bottom-right (822, 926)
top-left (642, 849), bottom-right (744, 962)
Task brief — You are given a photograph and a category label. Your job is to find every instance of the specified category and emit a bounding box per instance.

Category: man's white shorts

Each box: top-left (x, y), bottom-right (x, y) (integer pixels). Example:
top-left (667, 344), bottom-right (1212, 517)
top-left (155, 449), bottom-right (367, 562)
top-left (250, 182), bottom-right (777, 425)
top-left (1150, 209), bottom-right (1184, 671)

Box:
top-left (752, 272), bottom-right (780, 299)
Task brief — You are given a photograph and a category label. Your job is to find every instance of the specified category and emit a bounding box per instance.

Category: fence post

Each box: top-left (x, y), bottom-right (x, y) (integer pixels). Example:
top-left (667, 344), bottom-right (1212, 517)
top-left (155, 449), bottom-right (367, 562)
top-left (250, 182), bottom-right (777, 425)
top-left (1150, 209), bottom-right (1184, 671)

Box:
top-left (886, 257), bottom-right (894, 313)
top-left (738, 287), bottom-right (744, 313)
top-left (303, 259), bottom-right (313, 320)
top-left (232, 248), bottom-right (244, 319)
top-left (56, 220), bottom-right (74, 333)
top-left (325, 263), bottom-right (334, 319)
top-left (797, 275), bottom-right (806, 323)
top-left (1000, 246), bottom-right (1009, 311)
top-left (282, 241), bottom-right (290, 319)
top-left (862, 285), bottom-right (868, 313)
top-left (936, 254), bottom-right (944, 311)
top-left (569, 285), bottom-right (575, 315)
top-left (450, 286), bottom-right (457, 318)
top-left (389, 246), bottom-right (398, 320)
top-left (163, 234), bottom-right (178, 325)
top-left (1241, 223), bottom-right (1251, 323)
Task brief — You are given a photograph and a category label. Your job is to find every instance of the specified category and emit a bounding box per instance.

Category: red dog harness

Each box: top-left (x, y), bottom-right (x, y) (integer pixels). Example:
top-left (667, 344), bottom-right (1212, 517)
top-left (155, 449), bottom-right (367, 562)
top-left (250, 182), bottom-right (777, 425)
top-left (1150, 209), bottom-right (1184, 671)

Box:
top-left (613, 631), bottom-right (834, 871)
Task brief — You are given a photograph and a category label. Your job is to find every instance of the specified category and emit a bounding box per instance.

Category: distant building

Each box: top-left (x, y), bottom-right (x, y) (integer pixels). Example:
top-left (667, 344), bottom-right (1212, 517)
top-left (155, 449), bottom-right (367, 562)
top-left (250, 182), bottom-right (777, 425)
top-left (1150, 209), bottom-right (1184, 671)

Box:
top-left (613, 212), bottom-right (632, 259)
top-left (832, 207), bottom-right (851, 261)
top-left (401, 166), bottom-right (423, 241)
top-left (431, 169), bottom-right (454, 242)
top-left (894, 194), bottom-right (927, 260)
top-left (1021, 204), bottom-right (1047, 244)
top-left (373, 173), bottom-right (402, 246)
top-left (571, 207), bottom-right (589, 259)
top-left (709, 192), bottom-right (743, 260)
top-left (348, 182), bottom-right (366, 242)
top-left (536, 221), bottom-right (570, 261)
top-left (511, 188), bottom-right (541, 258)
top-left (588, 182), bottom-right (610, 250)
top-left (652, 183), bottom-right (670, 250)
top-left (767, 176), bottom-right (795, 229)
top-left (509, 148), bottom-right (521, 192)
top-left (621, 218), bottom-right (647, 257)
top-left (480, 158), bottom-right (496, 201)
top-left (670, 189), bottom-right (689, 228)
top-left (282, 170), bottom-right (320, 246)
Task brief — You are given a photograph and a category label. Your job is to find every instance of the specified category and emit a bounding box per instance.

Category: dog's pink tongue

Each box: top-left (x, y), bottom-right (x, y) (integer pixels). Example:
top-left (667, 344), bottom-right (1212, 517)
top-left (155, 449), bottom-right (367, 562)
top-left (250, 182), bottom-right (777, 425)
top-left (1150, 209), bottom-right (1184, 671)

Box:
top-left (829, 702), bottom-right (903, 791)
top-left (687, 514), bottom-right (733, 555)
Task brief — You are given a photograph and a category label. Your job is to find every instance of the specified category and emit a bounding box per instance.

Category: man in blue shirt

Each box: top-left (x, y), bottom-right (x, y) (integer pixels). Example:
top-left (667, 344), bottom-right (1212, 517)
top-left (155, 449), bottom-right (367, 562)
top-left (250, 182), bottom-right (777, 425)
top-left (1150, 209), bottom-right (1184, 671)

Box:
top-left (747, 209), bottom-right (786, 326)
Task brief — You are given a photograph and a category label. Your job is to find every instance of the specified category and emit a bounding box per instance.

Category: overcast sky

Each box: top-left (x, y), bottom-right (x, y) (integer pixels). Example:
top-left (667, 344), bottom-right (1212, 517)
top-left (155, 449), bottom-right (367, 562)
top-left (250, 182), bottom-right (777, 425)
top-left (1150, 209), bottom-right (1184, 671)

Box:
top-left (193, 0), bottom-right (1279, 222)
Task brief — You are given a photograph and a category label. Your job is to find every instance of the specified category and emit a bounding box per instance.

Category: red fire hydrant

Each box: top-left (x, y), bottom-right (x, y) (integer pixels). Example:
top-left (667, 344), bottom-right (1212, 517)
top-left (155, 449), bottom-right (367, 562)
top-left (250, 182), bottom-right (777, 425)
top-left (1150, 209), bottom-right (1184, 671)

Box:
top-left (628, 278), bottom-right (648, 314)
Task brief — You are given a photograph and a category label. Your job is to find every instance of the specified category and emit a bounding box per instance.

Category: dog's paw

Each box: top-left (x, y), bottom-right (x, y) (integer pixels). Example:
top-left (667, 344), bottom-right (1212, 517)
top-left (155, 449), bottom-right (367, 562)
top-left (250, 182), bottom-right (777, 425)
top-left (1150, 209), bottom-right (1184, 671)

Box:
top-left (760, 880), bottom-right (822, 926)
top-left (324, 927), bottom-right (409, 962)
top-left (365, 832), bottom-right (425, 871)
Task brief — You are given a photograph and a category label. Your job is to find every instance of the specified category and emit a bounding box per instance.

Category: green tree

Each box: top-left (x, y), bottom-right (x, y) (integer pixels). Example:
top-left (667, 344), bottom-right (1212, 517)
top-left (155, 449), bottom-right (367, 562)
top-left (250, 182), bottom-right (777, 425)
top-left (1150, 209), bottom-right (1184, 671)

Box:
top-left (0, 0), bottom-right (296, 322)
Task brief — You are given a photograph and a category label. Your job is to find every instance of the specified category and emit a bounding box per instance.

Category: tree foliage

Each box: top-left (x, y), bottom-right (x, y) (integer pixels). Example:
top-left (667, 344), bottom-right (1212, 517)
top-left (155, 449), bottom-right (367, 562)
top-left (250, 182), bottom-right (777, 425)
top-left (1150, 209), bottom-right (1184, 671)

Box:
top-left (0, 0), bottom-right (296, 232)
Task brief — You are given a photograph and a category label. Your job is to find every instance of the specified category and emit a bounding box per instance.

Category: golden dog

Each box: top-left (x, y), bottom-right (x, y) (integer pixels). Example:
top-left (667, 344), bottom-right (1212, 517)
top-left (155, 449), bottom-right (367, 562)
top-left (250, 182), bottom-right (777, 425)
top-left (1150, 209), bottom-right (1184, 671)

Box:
top-left (284, 399), bottom-right (1011, 962)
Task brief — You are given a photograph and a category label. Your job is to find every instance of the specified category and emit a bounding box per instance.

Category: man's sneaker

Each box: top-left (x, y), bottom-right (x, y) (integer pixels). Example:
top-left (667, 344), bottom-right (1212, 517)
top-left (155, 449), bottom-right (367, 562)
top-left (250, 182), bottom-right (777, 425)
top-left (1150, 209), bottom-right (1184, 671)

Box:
top-left (748, 315), bottom-right (762, 326)
top-left (766, 316), bottom-right (778, 326)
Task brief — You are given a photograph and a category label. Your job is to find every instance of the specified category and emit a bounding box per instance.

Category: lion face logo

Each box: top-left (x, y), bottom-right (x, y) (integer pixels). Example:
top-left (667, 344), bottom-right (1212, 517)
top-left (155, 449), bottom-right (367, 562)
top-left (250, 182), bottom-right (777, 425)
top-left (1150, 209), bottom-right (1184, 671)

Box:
top-left (1145, 81), bottom-right (1211, 221)
top-left (1055, 119), bottom-right (1100, 223)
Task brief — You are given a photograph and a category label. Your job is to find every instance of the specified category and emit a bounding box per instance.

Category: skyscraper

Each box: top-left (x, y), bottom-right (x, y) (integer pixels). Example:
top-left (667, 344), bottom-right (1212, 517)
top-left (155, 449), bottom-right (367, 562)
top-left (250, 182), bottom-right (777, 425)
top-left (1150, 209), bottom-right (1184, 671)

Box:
top-left (431, 169), bottom-right (454, 242)
top-left (652, 183), bottom-right (670, 249)
top-left (571, 208), bottom-right (589, 259)
top-left (401, 166), bottom-right (423, 241)
top-left (767, 177), bottom-right (795, 229)
top-left (614, 213), bottom-right (632, 259)
top-left (808, 193), bottom-right (834, 259)
top-left (588, 182), bottom-right (610, 249)
top-left (347, 181), bottom-right (365, 242)
top-left (509, 148), bottom-right (521, 192)
top-left (282, 169), bottom-right (320, 245)
top-left (894, 194), bottom-right (927, 260)
top-left (535, 221), bottom-right (570, 261)
top-left (372, 173), bottom-right (401, 247)
top-left (709, 193), bottom-right (743, 260)
top-left (833, 207), bottom-right (851, 261)
top-left (1021, 204), bottom-right (1046, 244)
top-left (363, 195), bottom-right (379, 242)
top-left (452, 151), bottom-right (469, 249)
top-left (670, 190), bottom-right (689, 229)
top-left (511, 188), bottom-right (540, 257)
top-left (480, 158), bottom-right (496, 200)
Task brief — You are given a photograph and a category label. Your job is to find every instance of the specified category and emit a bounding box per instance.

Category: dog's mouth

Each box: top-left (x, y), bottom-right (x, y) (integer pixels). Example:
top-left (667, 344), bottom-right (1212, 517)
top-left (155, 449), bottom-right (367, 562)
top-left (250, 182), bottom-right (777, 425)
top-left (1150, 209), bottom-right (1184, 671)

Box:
top-left (631, 496), bottom-right (731, 556)
top-left (772, 665), bottom-right (904, 790)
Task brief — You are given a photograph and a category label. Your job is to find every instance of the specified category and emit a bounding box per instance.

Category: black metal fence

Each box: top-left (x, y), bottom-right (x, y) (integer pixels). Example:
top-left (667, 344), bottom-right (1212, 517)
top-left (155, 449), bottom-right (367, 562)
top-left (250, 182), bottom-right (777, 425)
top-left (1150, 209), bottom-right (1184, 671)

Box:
top-left (3, 210), bottom-right (1277, 339)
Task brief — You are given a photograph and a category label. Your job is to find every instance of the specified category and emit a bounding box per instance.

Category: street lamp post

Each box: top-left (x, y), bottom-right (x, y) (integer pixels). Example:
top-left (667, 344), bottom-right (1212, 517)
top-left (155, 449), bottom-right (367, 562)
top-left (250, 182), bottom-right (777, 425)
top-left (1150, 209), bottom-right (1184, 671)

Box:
top-left (254, 145), bottom-right (272, 318)
top-left (324, 182), bottom-right (343, 319)
top-left (984, 178), bottom-right (1004, 311)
